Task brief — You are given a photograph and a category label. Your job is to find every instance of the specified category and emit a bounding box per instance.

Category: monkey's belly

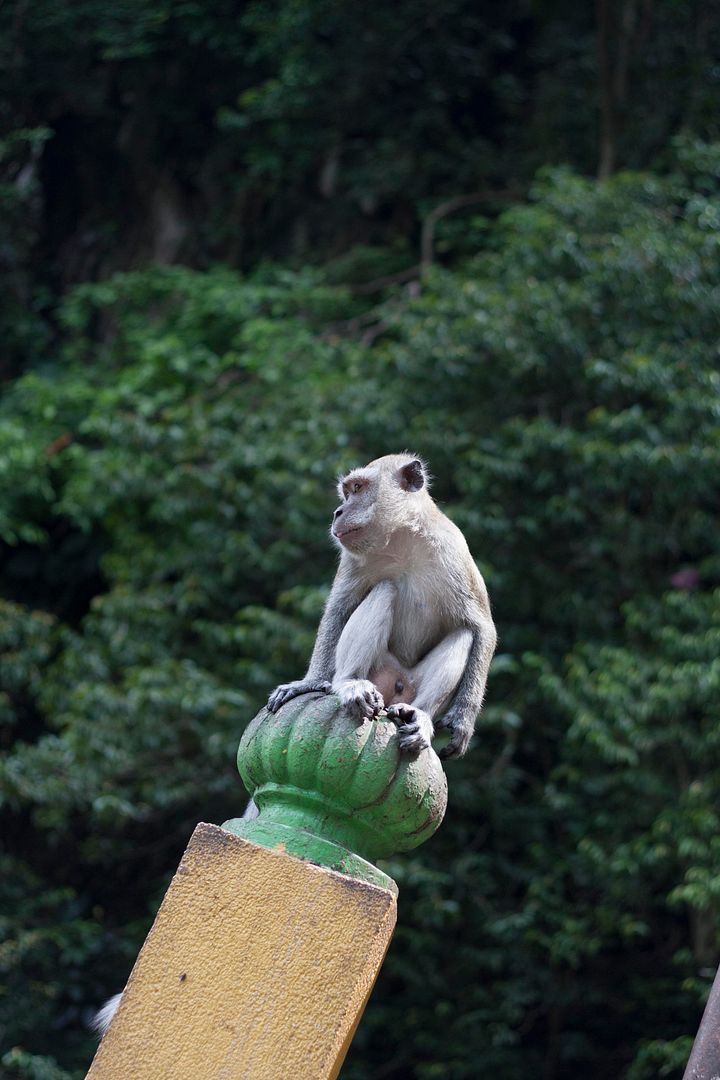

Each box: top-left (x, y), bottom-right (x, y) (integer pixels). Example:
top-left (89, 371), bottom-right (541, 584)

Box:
top-left (387, 625), bottom-right (443, 669)
top-left (385, 576), bottom-right (449, 665)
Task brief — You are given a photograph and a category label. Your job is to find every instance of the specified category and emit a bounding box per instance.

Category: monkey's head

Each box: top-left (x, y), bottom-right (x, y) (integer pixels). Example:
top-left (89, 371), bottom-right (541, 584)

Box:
top-left (331, 453), bottom-right (430, 555)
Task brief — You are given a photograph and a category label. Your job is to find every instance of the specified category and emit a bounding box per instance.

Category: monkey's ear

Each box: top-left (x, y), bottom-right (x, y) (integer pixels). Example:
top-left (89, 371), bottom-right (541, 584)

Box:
top-left (399, 458), bottom-right (426, 492)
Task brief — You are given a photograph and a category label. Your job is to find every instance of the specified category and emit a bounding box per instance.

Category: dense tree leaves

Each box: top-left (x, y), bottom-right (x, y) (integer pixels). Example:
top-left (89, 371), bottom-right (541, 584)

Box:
top-left (1, 146), bottom-right (720, 1077)
top-left (0, 0), bottom-right (718, 375)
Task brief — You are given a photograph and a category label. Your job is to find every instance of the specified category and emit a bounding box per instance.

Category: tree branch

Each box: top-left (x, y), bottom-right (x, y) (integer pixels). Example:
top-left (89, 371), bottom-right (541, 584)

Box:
top-left (420, 189), bottom-right (517, 274)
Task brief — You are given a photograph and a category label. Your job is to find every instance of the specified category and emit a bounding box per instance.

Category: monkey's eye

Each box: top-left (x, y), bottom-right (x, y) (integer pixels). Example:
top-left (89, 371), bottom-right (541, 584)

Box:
top-left (342, 478), bottom-right (367, 498)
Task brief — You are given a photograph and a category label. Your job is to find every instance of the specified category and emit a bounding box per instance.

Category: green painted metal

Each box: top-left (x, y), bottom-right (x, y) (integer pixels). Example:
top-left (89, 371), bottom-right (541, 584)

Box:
top-left (222, 692), bottom-right (448, 893)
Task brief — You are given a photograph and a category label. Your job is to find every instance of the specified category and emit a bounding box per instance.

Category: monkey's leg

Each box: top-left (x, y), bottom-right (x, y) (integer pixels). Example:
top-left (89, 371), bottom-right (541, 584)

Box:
top-left (332, 581), bottom-right (396, 720)
top-left (387, 629), bottom-right (473, 754)
top-left (435, 618), bottom-right (496, 759)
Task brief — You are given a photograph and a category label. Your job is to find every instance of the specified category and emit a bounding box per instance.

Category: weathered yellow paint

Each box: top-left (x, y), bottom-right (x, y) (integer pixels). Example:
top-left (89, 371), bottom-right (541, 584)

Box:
top-left (86, 822), bottom-right (397, 1080)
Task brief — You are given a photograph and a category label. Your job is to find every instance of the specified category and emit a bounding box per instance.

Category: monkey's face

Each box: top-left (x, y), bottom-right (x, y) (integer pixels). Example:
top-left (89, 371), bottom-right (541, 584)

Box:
top-left (331, 467), bottom-right (378, 551)
top-left (331, 454), bottom-right (428, 555)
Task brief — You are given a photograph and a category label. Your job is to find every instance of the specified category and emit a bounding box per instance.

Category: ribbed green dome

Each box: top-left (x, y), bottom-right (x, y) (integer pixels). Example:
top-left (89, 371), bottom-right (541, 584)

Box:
top-left (223, 693), bottom-right (448, 893)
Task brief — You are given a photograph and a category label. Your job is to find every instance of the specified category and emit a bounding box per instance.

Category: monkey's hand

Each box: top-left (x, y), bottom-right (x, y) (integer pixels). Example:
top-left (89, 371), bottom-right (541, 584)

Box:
top-left (386, 704), bottom-right (434, 755)
top-left (334, 678), bottom-right (385, 720)
top-left (434, 709), bottom-right (473, 759)
top-left (267, 679), bottom-right (331, 713)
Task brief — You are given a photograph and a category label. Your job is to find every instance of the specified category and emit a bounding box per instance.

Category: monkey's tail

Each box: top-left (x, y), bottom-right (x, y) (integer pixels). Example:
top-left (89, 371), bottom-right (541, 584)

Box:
top-left (91, 991), bottom-right (123, 1037)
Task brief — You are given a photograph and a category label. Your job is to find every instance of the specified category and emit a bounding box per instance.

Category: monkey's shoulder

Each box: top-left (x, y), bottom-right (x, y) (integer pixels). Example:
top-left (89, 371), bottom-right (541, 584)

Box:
top-left (428, 520), bottom-right (492, 616)
top-left (426, 514), bottom-right (483, 571)
top-left (426, 506), bottom-right (471, 547)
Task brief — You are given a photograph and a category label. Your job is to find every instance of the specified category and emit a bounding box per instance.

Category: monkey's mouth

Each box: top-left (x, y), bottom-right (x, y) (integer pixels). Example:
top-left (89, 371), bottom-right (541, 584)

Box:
top-left (334, 525), bottom-right (365, 543)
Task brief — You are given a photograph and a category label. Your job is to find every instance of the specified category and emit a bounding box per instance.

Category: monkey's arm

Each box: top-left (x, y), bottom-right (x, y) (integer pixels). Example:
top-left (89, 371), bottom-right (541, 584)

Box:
top-left (435, 612), bottom-right (497, 759)
top-left (305, 569), bottom-right (363, 680)
top-left (332, 580), bottom-right (396, 719)
top-left (267, 569), bottom-right (359, 713)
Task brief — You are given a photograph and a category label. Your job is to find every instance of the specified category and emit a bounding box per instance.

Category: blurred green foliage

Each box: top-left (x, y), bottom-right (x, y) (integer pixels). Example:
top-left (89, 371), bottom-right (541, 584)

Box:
top-left (1, 138), bottom-right (719, 1077)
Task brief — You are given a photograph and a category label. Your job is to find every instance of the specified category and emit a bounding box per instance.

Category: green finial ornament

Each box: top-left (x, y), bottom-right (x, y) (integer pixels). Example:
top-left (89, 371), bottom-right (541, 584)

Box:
top-left (223, 693), bottom-right (448, 894)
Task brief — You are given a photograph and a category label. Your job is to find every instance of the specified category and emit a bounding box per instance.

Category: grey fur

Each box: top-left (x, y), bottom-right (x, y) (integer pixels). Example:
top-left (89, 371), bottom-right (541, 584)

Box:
top-left (267, 453), bottom-right (496, 758)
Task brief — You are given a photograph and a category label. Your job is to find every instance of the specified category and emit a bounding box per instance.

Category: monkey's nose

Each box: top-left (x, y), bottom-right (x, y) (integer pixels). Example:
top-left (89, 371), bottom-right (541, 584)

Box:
top-left (333, 507), bottom-right (343, 520)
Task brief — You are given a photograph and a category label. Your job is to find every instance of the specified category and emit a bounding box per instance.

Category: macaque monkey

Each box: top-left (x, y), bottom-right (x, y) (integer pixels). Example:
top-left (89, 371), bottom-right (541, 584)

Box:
top-left (93, 454), bottom-right (492, 1040)
top-left (268, 453), bottom-right (496, 758)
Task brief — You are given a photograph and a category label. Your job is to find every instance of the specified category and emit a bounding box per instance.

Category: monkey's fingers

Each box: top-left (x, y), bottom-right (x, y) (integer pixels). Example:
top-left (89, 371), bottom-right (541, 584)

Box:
top-left (347, 699), bottom-right (376, 720)
top-left (267, 687), bottom-right (293, 712)
top-left (267, 680), bottom-right (314, 713)
top-left (356, 689), bottom-right (383, 719)
top-left (364, 687), bottom-right (384, 714)
top-left (386, 704), bottom-right (415, 726)
top-left (389, 707), bottom-right (433, 753)
top-left (338, 679), bottom-right (385, 720)
top-left (396, 719), bottom-right (432, 755)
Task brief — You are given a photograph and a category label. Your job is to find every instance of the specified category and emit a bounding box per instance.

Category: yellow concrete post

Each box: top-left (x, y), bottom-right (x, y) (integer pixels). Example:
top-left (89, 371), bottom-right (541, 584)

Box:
top-left (86, 822), bottom-right (396, 1080)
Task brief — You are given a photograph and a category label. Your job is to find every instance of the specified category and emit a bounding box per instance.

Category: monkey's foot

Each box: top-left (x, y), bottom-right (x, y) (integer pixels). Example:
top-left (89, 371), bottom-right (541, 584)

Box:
top-left (267, 679), bottom-right (331, 713)
top-left (334, 678), bottom-right (385, 720)
top-left (386, 705), bottom-right (433, 754)
top-left (435, 710), bottom-right (473, 759)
